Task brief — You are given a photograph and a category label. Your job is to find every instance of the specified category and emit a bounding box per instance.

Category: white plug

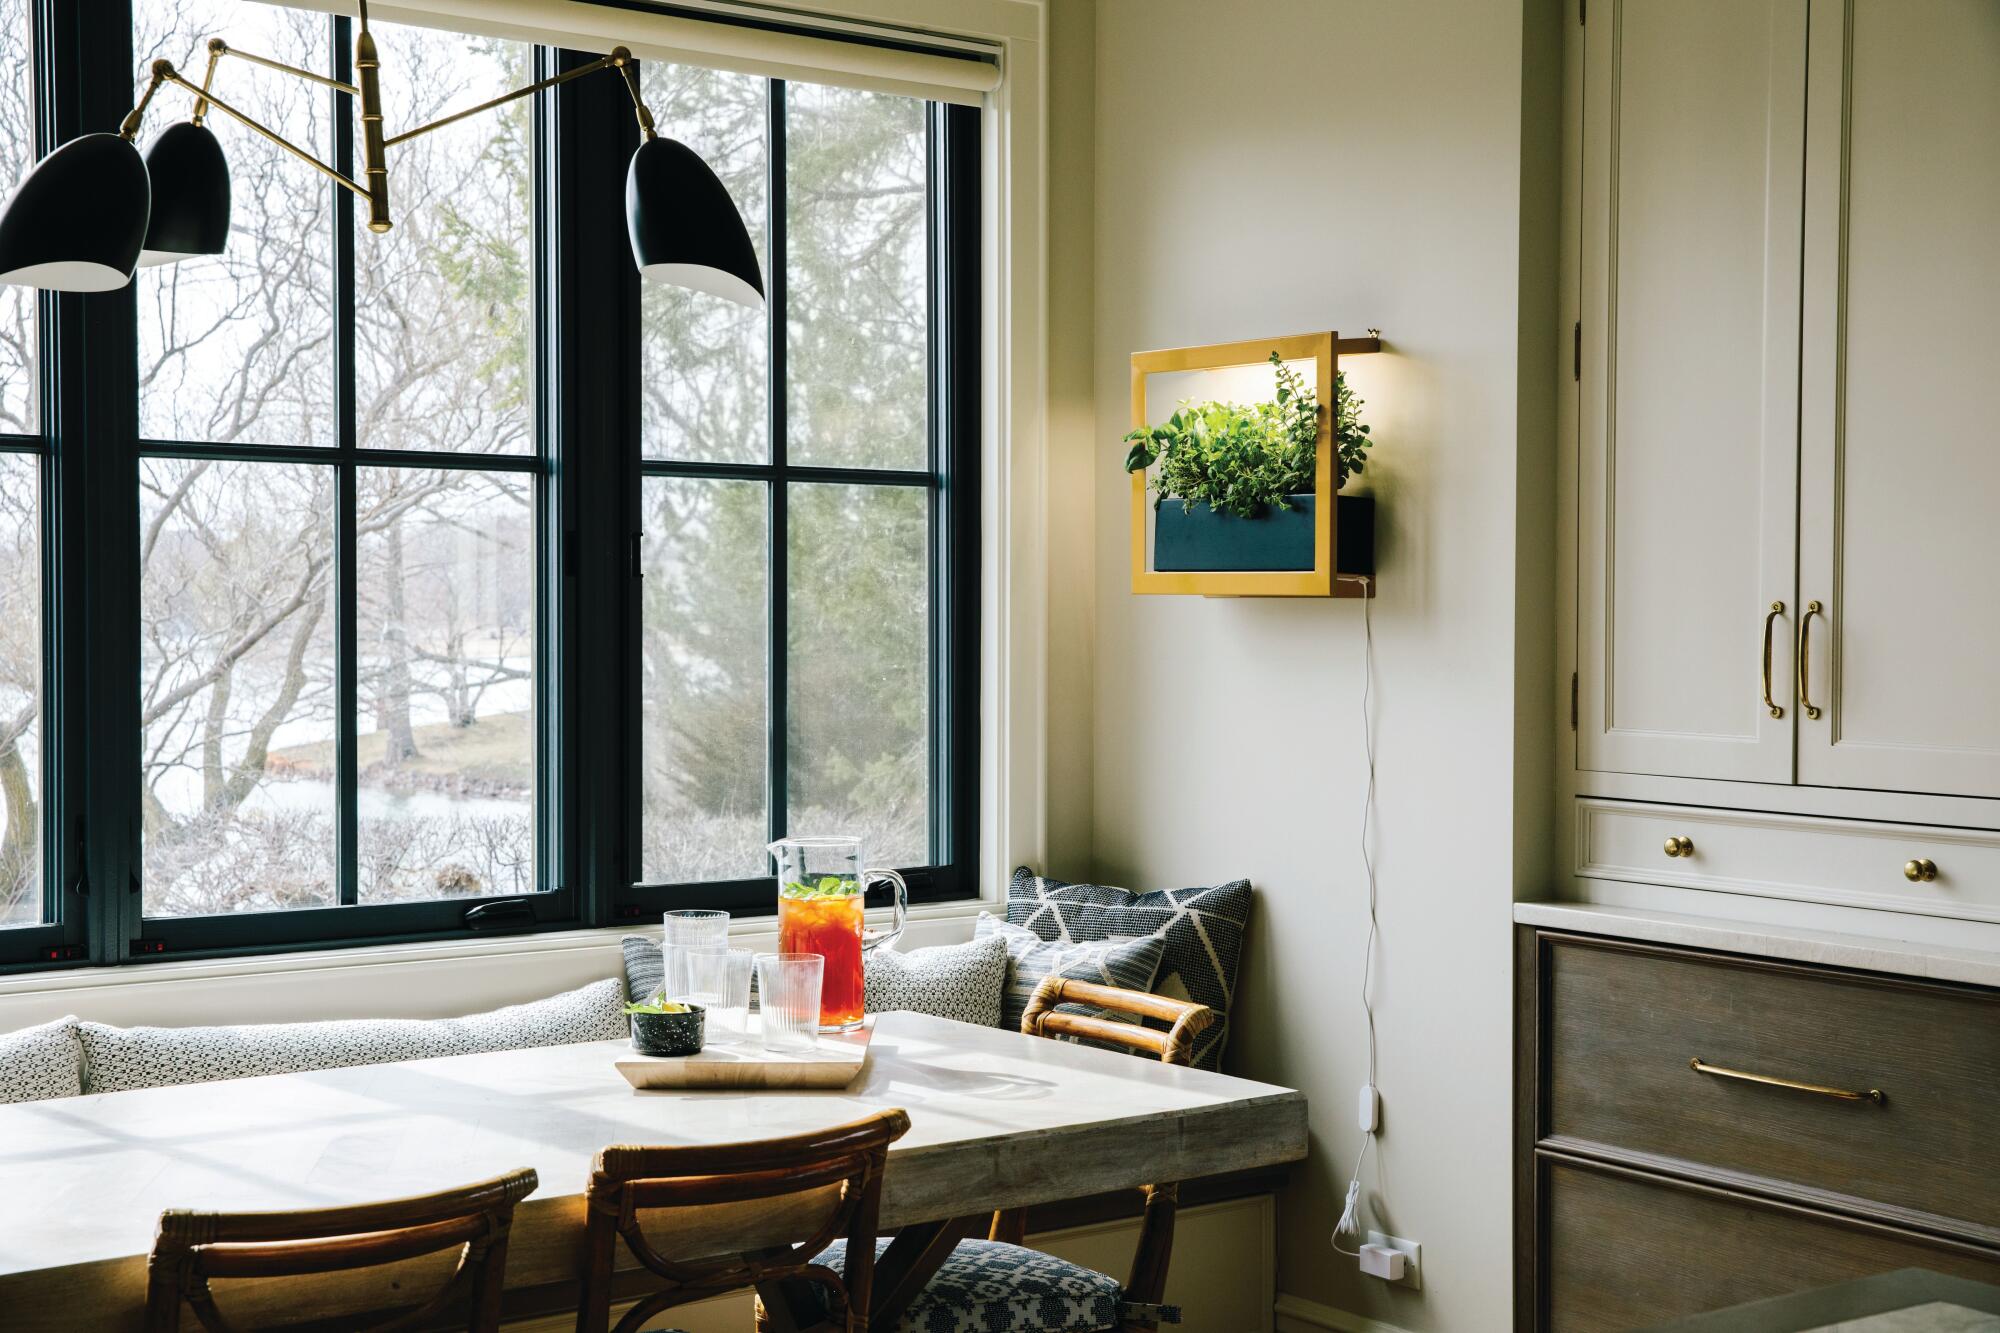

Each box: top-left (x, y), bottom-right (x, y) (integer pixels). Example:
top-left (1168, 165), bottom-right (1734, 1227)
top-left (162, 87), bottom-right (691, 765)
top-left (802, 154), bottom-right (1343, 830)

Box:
top-left (1358, 1243), bottom-right (1407, 1281)
top-left (1358, 1083), bottom-right (1379, 1132)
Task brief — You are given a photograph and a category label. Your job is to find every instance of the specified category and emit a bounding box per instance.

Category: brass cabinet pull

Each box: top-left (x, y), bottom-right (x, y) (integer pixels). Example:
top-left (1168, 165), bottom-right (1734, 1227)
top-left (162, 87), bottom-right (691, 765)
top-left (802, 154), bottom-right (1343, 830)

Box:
top-left (1662, 835), bottom-right (1694, 858)
top-left (1690, 1056), bottom-right (1884, 1105)
top-left (1761, 601), bottom-right (1786, 718)
top-left (1797, 600), bottom-right (1823, 720)
top-left (1904, 858), bottom-right (1939, 882)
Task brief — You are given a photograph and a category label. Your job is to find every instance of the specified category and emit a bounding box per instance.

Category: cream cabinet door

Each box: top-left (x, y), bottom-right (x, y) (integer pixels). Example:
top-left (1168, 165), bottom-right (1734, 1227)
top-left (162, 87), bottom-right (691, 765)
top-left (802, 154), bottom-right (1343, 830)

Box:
top-left (1797, 0), bottom-right (2000, 800)
top-left (1577, 0), bottom-right (1807, 781)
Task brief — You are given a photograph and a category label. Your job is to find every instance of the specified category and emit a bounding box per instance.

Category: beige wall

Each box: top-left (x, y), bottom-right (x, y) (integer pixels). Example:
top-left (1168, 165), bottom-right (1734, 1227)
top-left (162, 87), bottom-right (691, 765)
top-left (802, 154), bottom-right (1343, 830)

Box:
top-left (1059, 0), bottom-right (1562, 1327)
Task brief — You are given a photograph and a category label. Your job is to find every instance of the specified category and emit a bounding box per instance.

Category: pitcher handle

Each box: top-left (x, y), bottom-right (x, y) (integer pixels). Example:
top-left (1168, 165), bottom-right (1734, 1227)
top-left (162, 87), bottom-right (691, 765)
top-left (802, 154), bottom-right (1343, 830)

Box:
top-left (861, 867), bottom-right (908, 951)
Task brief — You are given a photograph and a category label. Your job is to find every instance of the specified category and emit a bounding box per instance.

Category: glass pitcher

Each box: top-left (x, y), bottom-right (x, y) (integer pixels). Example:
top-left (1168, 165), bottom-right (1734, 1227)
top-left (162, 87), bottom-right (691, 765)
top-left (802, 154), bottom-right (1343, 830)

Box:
top-left (768, 836), bottom-right (907, 1031)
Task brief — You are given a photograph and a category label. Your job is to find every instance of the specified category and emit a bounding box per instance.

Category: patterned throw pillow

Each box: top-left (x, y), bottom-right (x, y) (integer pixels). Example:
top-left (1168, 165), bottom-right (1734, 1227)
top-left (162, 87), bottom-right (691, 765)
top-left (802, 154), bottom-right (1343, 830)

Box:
top-left (0, 1016), bottom-right (82, 1104)
top-left (1008, 867), bottom-right (1253, 1070)
top-left (620, 933), bottom-right (665, 1004)
top-left (974, 913), bottom-right (1167, 1037)
top-left (76, 978), bottom-right (628, 1095)
top-left (863, 934), bottom-right (1008, 1027)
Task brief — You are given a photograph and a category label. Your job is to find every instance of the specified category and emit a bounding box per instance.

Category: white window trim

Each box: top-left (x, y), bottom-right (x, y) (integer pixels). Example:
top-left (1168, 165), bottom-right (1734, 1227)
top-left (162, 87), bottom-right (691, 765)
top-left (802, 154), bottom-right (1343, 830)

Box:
top-left (0, 0), bottom-right (1051, 1023)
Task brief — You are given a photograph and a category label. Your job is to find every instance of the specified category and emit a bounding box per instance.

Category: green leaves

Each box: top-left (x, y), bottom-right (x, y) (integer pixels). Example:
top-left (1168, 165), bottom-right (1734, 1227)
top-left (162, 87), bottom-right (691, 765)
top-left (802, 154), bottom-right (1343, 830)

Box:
top-left (781, 875), bottom-right (858, 900)
top-left (1122, 351), bottom-right (1379, 515)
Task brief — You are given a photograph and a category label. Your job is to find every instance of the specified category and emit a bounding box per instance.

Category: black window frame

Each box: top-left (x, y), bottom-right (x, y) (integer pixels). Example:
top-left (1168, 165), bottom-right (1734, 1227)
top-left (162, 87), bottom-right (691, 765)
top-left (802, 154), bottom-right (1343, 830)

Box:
top-left (0, 0), bottom-right (982, 972)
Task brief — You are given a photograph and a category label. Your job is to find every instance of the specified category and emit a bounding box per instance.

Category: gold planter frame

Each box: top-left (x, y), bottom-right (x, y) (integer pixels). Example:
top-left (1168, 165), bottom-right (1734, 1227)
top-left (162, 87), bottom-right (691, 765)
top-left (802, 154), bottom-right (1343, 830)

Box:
top-left (1129, 330), bottom-right (1381, 597)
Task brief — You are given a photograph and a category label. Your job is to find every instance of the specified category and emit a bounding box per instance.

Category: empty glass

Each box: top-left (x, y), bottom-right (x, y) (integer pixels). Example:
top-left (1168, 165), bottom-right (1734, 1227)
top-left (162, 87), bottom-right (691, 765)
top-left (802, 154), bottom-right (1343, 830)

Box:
top-left (662, 909), bottom-right (730, 1001)
top-left (755, 953), bottom-right (823, 1054)
top-left (685, 947), bottom-right (754, 1045)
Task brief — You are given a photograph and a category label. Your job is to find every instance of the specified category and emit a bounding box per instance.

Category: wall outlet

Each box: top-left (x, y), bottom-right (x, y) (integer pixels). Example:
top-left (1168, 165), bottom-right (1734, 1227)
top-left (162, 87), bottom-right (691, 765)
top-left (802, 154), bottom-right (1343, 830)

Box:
top-left (1366, 1230), bottom-right (1421, 1289)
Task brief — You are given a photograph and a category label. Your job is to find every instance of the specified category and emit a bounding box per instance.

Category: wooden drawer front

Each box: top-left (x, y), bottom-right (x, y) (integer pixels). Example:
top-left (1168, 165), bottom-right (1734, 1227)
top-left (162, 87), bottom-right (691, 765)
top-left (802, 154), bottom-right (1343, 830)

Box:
top-left (1576, 798), bottom-right (2000, 923)
top-left (1546, 937), bottom-right (2000, 1232)
top-left (1543, 1158), bottom-right (2000, 1332)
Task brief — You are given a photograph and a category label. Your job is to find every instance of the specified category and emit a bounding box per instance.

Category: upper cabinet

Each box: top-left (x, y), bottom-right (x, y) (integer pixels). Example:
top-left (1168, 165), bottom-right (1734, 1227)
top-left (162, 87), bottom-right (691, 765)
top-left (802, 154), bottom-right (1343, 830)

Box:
top-left (1796, 0), bottom-right (2000, 800)
top-left (1574, 0), bottom-right (2000, 803)
top-left (1576, 0), bottom-right (1806, 784)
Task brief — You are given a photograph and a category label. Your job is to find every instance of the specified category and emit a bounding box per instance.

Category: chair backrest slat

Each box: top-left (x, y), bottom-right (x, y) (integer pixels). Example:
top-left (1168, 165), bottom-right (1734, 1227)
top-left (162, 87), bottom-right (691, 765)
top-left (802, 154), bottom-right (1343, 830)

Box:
top-left (578, 1108), bottom-right (910, 1333)
top-left (145, 1168), bottom-right (537, 1333)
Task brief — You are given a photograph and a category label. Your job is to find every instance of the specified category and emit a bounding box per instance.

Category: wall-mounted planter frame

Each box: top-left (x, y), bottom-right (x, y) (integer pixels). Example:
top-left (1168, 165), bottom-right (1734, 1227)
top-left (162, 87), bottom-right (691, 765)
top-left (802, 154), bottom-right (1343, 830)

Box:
top-left (1129, 330), bottom-right (1381, 597)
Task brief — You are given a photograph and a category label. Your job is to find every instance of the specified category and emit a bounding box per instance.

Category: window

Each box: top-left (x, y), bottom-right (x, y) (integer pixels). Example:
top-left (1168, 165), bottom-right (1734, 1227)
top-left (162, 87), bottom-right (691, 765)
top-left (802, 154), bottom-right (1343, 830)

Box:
top-left (0, 1), bottom-right (979, 969)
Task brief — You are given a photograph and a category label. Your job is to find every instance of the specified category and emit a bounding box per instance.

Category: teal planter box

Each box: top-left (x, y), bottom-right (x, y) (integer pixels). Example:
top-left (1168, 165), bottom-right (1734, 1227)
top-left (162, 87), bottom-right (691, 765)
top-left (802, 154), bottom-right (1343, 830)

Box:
top-left (1153, 493), bottom-right (1374, 574)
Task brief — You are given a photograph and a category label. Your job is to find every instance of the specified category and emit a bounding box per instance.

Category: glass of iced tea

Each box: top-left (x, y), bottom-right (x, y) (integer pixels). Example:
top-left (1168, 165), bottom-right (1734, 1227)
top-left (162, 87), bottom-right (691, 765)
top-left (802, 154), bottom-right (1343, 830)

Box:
top-left (769, 836), bottom-right (907, 1031)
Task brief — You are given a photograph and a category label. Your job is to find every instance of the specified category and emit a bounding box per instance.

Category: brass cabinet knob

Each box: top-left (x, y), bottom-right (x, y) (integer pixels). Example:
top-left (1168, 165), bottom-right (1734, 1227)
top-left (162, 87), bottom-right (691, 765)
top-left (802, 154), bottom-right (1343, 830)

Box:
top-left (1663, 835), bottom-right (1694, 859)
top-left (1904, 858), bottom-right (1939, 883)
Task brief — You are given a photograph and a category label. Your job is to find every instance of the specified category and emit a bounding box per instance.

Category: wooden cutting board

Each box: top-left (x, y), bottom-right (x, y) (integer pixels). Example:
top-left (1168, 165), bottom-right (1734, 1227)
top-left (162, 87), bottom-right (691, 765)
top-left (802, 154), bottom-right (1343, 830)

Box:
top-left (614, 1016), bottom-right (875, 1090)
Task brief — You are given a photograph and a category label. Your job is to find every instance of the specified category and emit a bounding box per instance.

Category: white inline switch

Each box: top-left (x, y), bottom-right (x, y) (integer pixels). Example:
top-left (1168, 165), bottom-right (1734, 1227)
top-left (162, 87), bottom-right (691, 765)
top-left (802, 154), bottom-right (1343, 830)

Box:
top-left (1358, 1083), bottom-right (1379, 1132)
top-left (1363, 1231), bottom-right (1422, 1289)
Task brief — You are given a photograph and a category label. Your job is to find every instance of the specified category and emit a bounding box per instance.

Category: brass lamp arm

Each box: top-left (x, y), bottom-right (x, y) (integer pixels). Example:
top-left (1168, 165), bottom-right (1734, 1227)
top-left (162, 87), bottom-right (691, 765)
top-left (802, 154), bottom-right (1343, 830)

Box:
top-left (384, 47), bottom-right (657, 148)
top-left (123, 60), bottom-right (372, 202)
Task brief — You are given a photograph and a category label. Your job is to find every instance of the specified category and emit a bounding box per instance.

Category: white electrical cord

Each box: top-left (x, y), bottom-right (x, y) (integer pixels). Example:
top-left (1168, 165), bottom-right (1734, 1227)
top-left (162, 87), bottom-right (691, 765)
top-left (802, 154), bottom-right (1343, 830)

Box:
top-left (1332, 573), bottom-right (1380, 1257)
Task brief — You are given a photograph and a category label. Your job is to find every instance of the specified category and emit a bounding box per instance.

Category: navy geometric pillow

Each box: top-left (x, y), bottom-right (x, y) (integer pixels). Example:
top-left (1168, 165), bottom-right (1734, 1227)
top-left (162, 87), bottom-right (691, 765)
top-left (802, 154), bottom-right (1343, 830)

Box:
top-left (1007, 867), bottom-right (1253, 1071)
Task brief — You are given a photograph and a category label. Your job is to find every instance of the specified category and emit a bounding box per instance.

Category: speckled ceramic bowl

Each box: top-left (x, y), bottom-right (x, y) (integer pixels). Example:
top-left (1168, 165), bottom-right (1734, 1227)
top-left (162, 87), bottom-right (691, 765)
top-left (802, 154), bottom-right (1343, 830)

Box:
top-left (629, 1003), bottom-right (705, 1057)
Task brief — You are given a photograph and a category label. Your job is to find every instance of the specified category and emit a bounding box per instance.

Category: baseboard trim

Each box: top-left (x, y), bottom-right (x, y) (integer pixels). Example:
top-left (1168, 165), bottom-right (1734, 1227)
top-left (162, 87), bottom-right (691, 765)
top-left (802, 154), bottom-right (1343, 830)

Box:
top-left (1275, 1292), bottom-right (1416, 1333)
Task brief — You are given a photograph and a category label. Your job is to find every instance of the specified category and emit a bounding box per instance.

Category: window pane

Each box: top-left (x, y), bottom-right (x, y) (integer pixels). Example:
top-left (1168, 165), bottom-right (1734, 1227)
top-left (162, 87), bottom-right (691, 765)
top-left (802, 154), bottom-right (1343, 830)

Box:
top-left (0, 0), bottom-right (36, 435)
top-left (786, 84), bottom-right (928, 470)
top-left (355, 25), bottom-right (534, 456)
top-left (355, 467), bottom-right (535, 901)
top-left (141, 459), bottom-right (336, 917)
top-left (787, 483), bottom-right (927, 868)
top-left (639, 64), bottom-right (767, 464)
top-left (641, 476), bottom-right (768, 882)
top-left (134, 1), bottom-right (333, 447)
top-left (0, 454), bottom-right (38, 926)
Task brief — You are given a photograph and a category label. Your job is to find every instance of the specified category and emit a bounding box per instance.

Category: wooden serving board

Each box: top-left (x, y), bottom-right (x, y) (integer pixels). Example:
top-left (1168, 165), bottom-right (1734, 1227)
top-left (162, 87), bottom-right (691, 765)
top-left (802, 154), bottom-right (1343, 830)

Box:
top-left (615, 1016), bottom-right (875, 1090)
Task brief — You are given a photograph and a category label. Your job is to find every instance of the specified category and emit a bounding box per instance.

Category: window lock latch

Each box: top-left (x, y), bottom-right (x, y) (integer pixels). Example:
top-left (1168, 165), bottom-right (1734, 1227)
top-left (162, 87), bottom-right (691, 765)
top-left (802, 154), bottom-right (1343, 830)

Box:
top-left (464, 899), bottom-right (538, 932)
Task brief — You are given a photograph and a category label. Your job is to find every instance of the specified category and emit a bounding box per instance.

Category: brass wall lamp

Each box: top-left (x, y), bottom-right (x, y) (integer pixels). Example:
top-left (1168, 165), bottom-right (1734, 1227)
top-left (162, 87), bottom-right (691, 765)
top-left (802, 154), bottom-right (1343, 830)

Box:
top-left (0, 0), bottom-right (764, 306)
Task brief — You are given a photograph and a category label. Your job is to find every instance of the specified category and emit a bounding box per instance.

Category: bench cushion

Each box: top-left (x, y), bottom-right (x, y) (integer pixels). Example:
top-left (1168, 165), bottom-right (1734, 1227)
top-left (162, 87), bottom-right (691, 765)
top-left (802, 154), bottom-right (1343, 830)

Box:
top-left (0, 1016), bottom-right (82, 1104)
top-left (75, 978), bottom-right (626, 1094)
top-left (810, 1237), bottom-right (1123, 1333)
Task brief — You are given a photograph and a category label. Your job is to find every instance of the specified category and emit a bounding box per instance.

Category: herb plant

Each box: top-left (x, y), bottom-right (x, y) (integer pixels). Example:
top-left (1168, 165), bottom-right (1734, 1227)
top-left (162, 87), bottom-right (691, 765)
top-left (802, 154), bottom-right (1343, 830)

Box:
top-left (1123, 352), bottom-right (1375, 516)
top-left (781, 875), bottom-right (857, 900)
top-left (624, 995), bottom-right (693, 1014)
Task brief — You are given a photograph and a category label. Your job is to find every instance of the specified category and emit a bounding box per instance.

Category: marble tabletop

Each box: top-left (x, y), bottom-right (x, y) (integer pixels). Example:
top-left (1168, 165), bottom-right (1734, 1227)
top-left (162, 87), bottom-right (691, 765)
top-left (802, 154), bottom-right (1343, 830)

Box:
top-left (0, 1009), bottom-right (1305, 1330)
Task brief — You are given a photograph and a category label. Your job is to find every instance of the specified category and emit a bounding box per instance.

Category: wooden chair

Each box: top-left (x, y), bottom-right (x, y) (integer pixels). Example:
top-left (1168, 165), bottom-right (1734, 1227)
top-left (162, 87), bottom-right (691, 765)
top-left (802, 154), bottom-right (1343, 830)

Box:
top-left (578, 1108), bottom-right (910, 1333)
top-left (984, 977), bottom-right (1217, 1333)
top-left (145, 1168), bottom-right (538, 1333)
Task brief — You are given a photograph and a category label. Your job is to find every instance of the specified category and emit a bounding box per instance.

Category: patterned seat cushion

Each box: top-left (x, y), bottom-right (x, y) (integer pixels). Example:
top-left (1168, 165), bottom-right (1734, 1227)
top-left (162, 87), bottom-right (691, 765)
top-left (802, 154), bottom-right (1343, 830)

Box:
top-left (1007, 868), bottom-right (1253, 1070)
top-left (0, 1016), bottom-right (82, 1104)
top-left (864, 934), bottom-right (1009, 1027)
top-left (974, 913), bottom-right (1167, 1039)
top-left (75, 978), bottom-right (628, 1094)
top-left (810, 1237), bottom-right (1122, 1333)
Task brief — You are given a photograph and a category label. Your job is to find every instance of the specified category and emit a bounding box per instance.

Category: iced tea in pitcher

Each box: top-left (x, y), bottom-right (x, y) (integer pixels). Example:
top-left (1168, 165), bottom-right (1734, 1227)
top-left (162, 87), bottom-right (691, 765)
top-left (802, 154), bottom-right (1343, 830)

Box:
top-left (768, 837), bottom-right (907, 1031)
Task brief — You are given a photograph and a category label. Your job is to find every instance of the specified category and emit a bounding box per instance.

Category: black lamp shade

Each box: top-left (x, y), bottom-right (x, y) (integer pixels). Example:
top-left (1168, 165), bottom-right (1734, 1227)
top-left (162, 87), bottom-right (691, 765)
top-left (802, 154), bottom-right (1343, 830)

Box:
top-left (141, 122), bottom-right (231, 267)
top-left (0, 132), bottom-right (151, 292)
top-left (626, 137), bottom-right (764, 308)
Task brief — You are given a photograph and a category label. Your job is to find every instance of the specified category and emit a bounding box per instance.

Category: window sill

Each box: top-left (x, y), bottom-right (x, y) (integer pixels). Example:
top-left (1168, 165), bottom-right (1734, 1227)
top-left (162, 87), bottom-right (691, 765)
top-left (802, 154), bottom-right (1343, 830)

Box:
top-left (0, 897), bottom-right (992, 1030)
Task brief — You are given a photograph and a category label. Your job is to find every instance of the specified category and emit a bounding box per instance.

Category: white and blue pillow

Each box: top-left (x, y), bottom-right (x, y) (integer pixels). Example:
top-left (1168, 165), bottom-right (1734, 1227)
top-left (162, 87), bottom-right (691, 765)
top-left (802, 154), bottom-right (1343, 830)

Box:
top-left (974, 912), bottom-right (1167, 1038)
top-left (1007, 868), bottom-right (1253, 1071)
